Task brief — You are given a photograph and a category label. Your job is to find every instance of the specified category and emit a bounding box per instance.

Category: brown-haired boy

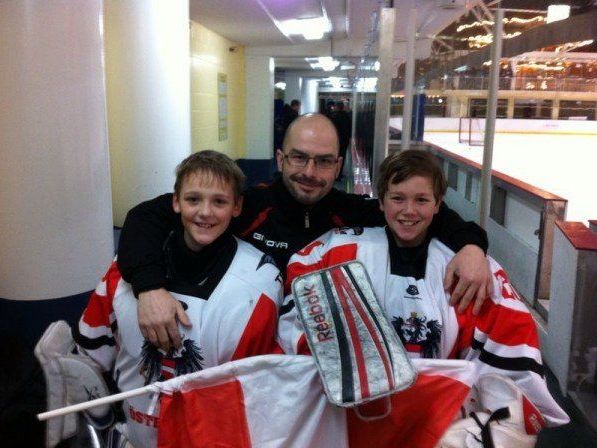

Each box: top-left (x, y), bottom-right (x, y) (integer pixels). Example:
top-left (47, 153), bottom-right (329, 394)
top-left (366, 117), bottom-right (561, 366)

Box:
top-left (279, 149), bottom-right (568, 446)
top-left (74, 150), bottom-right (282, 447)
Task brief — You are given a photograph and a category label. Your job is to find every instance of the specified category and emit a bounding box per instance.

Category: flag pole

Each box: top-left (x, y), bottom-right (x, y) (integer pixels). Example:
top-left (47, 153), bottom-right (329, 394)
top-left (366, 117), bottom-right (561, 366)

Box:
top-left (37, 383), bottom-right (160, 421)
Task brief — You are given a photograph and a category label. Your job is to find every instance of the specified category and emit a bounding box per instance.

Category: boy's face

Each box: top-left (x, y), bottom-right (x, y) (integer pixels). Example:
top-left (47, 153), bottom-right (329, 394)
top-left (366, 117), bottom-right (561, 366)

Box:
top-left (173, 172), bottom-right (242, 251)
top-left (379, 175), bottom-right (441, 247)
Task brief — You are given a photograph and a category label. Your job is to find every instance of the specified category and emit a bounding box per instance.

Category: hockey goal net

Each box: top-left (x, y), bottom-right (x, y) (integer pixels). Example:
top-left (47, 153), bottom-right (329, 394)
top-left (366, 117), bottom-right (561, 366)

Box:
top-left (458, 117), bottom-right (485, 146)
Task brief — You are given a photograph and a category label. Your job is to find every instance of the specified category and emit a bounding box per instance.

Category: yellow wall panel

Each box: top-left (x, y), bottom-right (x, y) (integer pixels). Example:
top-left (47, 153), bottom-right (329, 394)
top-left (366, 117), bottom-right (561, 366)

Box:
top-left (190, 21), bottom-right (245, 158)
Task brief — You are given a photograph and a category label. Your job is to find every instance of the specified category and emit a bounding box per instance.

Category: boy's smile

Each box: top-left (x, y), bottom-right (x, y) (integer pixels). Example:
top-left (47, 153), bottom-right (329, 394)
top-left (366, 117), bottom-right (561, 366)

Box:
top-left (380, 175), bottom-right (441, 247)
top-left (173, 172), bottom-right (242, 251)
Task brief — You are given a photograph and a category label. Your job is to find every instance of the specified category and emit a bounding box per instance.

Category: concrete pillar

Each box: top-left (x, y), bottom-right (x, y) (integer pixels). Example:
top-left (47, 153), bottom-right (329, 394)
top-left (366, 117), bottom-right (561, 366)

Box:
top-left (301, 78), bottom-right (320, 114)
top-left (104, 0), bottom-right (191, 226)
top-left (447, 95), bottom-right (460, 118)
top-left (284, 73), bottom-right (303, 109)
top-left (0, 0), bottom-right (113, 300)
top-left (459, 97), bottom-right (469, 118)
top-left (245, 55), bottom-right (274, 159)
top-left (507, 98), bottom-right (515, 119)
top-left (400, 8), bottom-right (415, 151)
top-left (552, 98), bottom-right (560, 120)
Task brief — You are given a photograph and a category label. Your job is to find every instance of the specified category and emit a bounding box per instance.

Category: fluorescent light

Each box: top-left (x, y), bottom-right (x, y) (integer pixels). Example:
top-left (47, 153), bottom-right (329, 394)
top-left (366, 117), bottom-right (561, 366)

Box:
top-left (328, 77), bottom-right (343, 89)
top-left (454, 65), bottom-right (468, 73)
top-left (305, 57), bottom-right (339, 71)
top-left (547, 5), bottom-right (570, 23)
top-left (340, 63), bottom-right (356, 70)
top-left (279, 17), bottom-right (331, 40)
top-left (275, 82), bottom-right (286, 90)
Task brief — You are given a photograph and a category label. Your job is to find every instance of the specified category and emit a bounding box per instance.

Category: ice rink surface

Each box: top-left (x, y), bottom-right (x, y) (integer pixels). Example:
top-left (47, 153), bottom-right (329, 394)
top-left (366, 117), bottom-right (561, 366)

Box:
top-left (424, 132), bottom-right (597, 224)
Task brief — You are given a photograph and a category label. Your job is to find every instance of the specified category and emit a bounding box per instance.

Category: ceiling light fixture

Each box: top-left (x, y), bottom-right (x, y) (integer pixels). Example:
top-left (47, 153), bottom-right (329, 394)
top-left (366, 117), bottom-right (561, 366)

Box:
top-left (305, 56), bottom-right (339, 71)
top-left (279, 16), bottom-right (331, 40)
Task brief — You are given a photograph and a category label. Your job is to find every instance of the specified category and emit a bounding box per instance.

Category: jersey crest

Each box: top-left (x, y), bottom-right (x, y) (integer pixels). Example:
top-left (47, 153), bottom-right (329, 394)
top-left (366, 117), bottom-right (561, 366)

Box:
top-left (392, 312), bottom-right (442, 359)
top-left (139, 338), bottom-right (204, 384)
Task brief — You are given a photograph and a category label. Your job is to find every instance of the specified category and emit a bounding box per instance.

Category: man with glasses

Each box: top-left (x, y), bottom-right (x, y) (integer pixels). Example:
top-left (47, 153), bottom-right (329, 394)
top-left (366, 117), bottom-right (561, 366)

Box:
top-left (118, 114), bottom-right (491, 350)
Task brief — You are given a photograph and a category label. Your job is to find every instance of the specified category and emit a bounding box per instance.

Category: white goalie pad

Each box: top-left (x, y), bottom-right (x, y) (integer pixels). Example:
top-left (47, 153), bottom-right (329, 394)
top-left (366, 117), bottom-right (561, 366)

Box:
top-left (35, 320), bottom-right (114, 448)
top-left (35, 320), bottom-right (78, 448)
top-left (437, 374), bottom-right (539, 448)
top-left (291, 261), bottom-right (417, 407)
top-left (56, 354), bottom-right (114, 429)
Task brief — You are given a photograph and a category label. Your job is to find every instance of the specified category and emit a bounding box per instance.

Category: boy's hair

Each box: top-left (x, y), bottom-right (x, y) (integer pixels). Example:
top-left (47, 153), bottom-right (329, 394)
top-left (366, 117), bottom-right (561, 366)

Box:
top-left (377, 149), bottom-right (447, 202)
top-left (174, 150), bottom-right (246, 199)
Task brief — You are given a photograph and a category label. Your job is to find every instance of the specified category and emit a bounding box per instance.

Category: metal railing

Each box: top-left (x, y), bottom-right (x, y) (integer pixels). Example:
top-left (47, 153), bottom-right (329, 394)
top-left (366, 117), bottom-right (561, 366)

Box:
top-left (427, 76), bottom-right (597, 93)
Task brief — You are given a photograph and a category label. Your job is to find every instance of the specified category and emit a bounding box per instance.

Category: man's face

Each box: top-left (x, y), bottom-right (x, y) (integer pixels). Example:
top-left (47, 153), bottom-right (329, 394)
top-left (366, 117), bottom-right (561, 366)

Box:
top-left (173, 172), bottom-right (242, 251)
top-left (276, 120), bottom-right (341, 205)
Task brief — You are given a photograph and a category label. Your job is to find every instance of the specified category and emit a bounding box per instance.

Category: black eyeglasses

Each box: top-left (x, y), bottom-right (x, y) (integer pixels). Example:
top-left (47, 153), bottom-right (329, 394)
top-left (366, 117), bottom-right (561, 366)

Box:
top-left (283, 153), bottom-right (338, 170)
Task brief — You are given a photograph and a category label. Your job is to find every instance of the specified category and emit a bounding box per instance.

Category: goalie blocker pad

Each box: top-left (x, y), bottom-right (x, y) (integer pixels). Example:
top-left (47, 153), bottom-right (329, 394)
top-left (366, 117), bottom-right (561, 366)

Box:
top-left (292, 261), bottom-right (417, 407)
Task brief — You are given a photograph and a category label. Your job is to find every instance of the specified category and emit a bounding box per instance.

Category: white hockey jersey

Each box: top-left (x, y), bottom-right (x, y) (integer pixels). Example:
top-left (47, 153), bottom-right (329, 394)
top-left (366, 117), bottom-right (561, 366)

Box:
top-left (75, 238), bottom-right (282, 448)
top-left (278, 226), bottom-right (568, 435)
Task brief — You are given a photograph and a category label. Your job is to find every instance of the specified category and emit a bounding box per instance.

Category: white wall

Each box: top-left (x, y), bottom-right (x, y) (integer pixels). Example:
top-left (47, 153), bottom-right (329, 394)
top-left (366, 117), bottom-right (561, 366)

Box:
top-left (104, 0), bottom-right (191, 226)
top-left (245, 55), bottom-right (274, 159)
top-left (0, 0), bottom-right (113, 299)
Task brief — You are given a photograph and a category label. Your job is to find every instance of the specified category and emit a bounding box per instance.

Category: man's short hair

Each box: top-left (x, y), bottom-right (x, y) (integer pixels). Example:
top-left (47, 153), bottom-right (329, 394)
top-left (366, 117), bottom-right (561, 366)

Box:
top-left (174, 150), bottom-right (246, 200)
top-left (290, 99), bottom-right (300, 107)
top-left (377, 149), bottom-right (447, 202)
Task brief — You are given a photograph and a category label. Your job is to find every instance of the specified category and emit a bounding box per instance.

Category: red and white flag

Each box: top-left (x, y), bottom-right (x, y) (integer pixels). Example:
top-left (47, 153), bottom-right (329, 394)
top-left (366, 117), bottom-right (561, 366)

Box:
top-left (157, 355), bottom-right (476, 448)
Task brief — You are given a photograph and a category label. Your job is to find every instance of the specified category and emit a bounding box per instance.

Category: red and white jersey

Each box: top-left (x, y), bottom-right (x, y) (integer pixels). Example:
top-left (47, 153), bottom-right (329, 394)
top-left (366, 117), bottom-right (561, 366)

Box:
top-left (75, 238), bottom-right (282, 448)
top-left (278, 226), bottom-right (568, 431)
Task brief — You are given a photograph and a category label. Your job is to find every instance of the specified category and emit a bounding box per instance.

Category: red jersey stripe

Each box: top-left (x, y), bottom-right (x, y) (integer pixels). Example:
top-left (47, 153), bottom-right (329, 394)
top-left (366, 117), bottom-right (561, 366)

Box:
top-left (81, 292), bottom-right (112, 328)
top-left (231, 294), bottom-right (278, 360)
top-left (286, 243), bottom-right (357, 292)
top-left (454, 299), bottom-right (540, 356)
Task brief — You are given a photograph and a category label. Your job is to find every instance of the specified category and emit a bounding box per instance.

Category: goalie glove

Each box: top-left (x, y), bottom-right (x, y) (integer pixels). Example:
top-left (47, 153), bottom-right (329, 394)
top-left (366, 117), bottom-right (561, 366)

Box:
top-left (35, 320), bottom-right (114, 448)
top-left (436, 374), bottom-right (541, 448)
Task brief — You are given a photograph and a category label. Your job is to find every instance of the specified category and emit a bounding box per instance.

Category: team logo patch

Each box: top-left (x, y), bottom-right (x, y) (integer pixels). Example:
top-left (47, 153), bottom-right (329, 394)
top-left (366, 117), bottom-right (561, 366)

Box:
top-left (406, 285), bottom-right (419, 296)
top-left (392, 312), bottom-right (442, 359)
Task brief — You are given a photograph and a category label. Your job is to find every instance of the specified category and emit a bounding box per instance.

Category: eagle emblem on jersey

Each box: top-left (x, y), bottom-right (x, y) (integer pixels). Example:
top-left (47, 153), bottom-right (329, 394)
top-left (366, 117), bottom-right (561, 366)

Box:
top-left (335, 226), bottom-right (364, 235)
top-left (392, 312), bottom-right (442, 359)
top-left (139, 338), bottom-right (204, 385)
